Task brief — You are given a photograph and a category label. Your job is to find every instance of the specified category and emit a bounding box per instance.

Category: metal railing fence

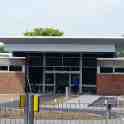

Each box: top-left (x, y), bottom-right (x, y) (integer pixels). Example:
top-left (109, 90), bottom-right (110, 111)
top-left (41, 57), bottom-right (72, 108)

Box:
top-left (0, 94), bottom-right (124, 124)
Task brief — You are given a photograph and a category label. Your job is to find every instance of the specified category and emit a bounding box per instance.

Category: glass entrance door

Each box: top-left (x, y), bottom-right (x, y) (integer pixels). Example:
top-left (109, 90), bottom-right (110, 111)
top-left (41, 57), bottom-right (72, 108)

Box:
top-left (45, 73), bottom-right (55, 94)
top-left (56, 74), bottom-right (69, 94)
top-left (71, 74), bottom-right (80, 94)
top-left (45, 72), bottom-right (80, 94)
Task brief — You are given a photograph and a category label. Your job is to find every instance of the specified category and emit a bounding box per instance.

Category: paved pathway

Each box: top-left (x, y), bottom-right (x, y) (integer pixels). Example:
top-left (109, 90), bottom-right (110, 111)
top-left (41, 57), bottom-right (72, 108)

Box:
top-left (65, 95), bottom-right (100, 104)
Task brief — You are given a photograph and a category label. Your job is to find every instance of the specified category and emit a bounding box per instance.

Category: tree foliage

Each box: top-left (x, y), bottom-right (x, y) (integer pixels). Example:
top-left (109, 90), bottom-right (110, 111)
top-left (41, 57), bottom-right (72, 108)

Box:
top-left (24, 28), bottom-right (64, 36)
top-left (0, 46), bottom-right (7, 53)
top-left (118, 50), bottom-right (124, 57)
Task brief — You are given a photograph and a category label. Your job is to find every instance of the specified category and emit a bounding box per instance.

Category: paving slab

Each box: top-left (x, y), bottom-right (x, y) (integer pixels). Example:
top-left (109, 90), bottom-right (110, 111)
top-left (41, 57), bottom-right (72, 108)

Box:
top-left (65, 95), bottom-right (100, 104)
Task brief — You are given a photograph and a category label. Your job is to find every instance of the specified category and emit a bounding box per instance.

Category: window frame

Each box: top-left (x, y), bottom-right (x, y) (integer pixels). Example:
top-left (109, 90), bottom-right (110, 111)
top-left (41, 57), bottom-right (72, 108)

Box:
top-left (99, 66), bottom-right (124, 74)
top-left (0, 64), bottom-right (24, 72)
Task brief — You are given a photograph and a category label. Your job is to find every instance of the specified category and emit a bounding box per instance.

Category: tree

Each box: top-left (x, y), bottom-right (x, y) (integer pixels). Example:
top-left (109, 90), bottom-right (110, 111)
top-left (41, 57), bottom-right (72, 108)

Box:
top-left (0, 46), bottom-right (7, 53)
top-left (117, 49), bottom-right (124, 57)
top-left (24, 27), bottom-right (64, 36)
top-left (0, 43), bottom-right (7, 53)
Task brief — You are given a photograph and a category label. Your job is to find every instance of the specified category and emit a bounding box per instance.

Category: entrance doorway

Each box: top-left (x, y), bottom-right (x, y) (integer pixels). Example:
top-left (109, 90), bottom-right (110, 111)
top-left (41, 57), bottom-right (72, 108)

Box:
top-left (71, 74), bottom-right (80, 94)
top-left (45, 72), bottom-right (80, 94)
top-left (56, 74), bottom-right (69, 94)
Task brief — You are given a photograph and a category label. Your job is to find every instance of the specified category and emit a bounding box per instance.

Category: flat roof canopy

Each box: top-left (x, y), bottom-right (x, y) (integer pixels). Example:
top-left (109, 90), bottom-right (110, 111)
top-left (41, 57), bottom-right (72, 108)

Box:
top-left (1, 34), bottom-right (124, 52)
top-left (0, 34), bottom-right (124, 44)
top-left (5, 44), bottom-right (115, 52)
top-left (0, 35), bottom-right (118, 52)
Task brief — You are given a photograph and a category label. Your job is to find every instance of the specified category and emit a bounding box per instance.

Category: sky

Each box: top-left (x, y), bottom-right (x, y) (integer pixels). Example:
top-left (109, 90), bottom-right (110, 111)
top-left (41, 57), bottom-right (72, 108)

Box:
top-left (0, 0), bottom-right (124, 36)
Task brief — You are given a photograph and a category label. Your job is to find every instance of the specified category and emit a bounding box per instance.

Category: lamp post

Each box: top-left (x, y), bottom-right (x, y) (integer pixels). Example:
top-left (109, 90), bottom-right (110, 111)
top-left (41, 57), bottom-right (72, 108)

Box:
top-left (24, 57), bottom-right (34, 124)
top-left (24, 94), bottom-right (34, 124)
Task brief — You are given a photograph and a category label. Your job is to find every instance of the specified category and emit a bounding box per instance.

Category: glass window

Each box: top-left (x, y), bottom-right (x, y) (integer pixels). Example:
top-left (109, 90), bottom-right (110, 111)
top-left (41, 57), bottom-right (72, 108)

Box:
top-left (28, 67), bottom-right (43, 84)
top-left (63, 67), bottom-right (70, 71)
top-left (0, 66), bottom-right (8, 71)
top-left (26, 56), bottom-right (42, 66)
top-left (38, 86), bottom-right (43, 93)
top-left (45, 86), bottom-right (54, 94)
top-left (30, 85), bottom-right (39, 93)
top-left (45, 74), bottom-right (54, 84)
top-left (55, 67), bottom-right (64, 71)
top-left (100, 67), bottom-right (113, 73)
top-left (115, 68), bottom-right (124, 73)
top-left (46, 53), bottom-right (62, 66)
top-left (45, 67), bottom-right (54, 71)
top-left (46, 53), bottom-right (80, 66)
top-left (9, 65), bottom-right (22, 71)
top-left (63, 54), bottom-right (80, 66)
top-left (83, 68), bottom-right (96, 84)
top-left (83, 56), bottom-right (96, 67)
top-left (70, 67), bottom-right (80, 71)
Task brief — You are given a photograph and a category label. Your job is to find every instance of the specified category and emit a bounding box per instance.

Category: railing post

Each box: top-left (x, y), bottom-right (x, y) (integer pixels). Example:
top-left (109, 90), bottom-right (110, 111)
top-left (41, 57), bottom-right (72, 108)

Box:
top-left (24, 93), bottom-right (34, 124)
top-left (105, 99), bottom-right (112, 120)
top-left (107, 103), bottom-right (112, 119)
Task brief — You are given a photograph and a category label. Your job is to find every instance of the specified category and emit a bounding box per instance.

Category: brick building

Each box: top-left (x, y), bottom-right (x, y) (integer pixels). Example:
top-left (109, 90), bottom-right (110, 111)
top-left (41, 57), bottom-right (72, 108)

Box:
top-left (0, 56), bottom-right (25, 94)
top-left (97, 58), bottom-right (124, 95)
top-left (0, 35), bottom-right (124, 95)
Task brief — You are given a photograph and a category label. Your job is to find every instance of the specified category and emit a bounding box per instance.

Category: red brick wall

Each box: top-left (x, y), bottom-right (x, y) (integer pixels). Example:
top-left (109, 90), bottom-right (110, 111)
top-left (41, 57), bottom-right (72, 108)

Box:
top-left (97, 74), bottom-right (124, 96)
top-left (0, 72), bottom-right (25, 94)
